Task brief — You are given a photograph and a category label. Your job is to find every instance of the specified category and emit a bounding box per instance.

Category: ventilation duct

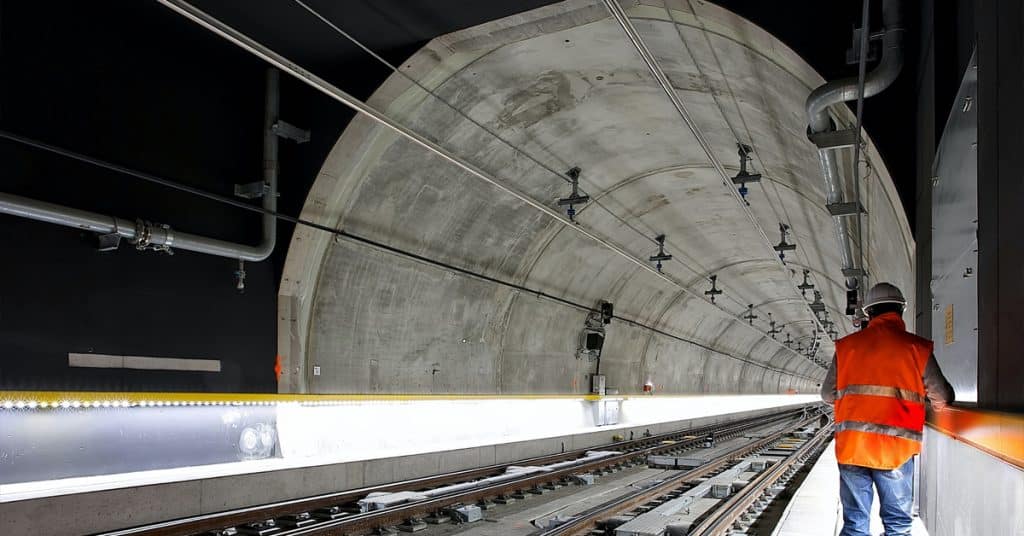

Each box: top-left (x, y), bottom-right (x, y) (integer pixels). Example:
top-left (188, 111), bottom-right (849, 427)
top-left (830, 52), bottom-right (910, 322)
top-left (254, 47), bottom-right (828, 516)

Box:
top-left (806, 0), bottom-right (903, 293)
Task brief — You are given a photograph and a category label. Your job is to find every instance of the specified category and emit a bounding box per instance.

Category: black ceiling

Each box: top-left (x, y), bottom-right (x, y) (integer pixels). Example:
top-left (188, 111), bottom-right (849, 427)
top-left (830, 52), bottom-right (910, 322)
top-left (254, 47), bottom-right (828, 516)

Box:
top-left (0, 0), bottom-right (963, 393)
top-left (2, 0), bottom-right (928, 238)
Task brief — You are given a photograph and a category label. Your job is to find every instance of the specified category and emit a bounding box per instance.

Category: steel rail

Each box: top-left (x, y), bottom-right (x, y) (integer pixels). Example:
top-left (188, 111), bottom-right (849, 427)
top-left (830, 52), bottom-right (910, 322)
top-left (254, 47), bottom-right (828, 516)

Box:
top-left (689, 419), bottom-right (833, 535)
top-left (97, 408), bottom-right (807, 536)
top-left (532, 411), bottom-right (827, 536)
top-left (154, 0), bottom-right (816, 372)
top-left (251, 412), bottom-right (801, 536)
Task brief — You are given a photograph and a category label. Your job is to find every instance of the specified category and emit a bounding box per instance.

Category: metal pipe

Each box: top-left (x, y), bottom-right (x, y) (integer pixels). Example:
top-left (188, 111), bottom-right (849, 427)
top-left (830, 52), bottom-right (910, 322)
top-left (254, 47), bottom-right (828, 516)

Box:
top-left (256, 67), bottom-right (279, 260)
top-left (806, 0), bottom-right (903, 289)
top-left (155, 0), bottom-right (816, 364)
top-left (0, 193), bottom-right (134, 236)
top-left (0, 69), bottom-right (281, 262)
top-left (0, 191), bottom-right (276, 260)
top-left (851, 0), bottom-right (872, 296)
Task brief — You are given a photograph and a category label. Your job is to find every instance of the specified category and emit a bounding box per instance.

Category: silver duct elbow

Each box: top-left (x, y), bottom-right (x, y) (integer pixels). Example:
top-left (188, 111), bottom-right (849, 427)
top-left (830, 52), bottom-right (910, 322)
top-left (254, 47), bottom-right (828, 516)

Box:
top-left (808, 0), bottom-right (904, 134)
top-left (806, 0), bottom-right (903, 291)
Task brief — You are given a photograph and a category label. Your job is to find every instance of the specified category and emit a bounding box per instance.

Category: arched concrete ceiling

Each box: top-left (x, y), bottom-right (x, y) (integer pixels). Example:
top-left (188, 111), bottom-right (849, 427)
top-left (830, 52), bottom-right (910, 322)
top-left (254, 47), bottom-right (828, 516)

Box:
top-left (278, 0), bottom-right (914, 396)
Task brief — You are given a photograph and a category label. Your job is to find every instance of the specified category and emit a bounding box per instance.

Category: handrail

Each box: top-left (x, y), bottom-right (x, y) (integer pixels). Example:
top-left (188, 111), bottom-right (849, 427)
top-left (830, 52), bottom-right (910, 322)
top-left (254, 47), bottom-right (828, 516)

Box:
top-left (926, 405), bottom-right (1024, 469)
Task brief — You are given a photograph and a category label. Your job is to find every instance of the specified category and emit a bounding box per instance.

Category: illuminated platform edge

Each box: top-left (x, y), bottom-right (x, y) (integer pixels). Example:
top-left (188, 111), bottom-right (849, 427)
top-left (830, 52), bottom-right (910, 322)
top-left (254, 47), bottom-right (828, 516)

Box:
top-left (0, 400), bottom-right (818, 536)
top-left (0, 391), bottom-right (612, 409)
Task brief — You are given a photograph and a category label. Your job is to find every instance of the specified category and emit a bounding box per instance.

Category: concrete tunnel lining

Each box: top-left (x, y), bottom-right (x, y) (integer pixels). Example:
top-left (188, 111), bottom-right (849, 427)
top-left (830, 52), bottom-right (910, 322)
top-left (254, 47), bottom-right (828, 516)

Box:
top-left (277, 0), bottom-right (914, 395)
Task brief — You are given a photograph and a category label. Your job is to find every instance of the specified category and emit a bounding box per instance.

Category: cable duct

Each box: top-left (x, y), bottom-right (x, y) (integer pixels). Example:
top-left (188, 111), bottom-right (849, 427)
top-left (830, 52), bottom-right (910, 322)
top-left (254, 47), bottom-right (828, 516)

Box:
top-left (0, 68), bottom-right (281, 262)
top-left (806, 0), bottom-right (903, 291)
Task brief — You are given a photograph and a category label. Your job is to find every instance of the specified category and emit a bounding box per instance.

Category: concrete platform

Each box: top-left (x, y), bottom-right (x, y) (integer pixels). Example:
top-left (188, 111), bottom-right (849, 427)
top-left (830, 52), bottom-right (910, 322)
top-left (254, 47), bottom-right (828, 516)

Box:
top-left (772, 440), bottom-right (928, 536)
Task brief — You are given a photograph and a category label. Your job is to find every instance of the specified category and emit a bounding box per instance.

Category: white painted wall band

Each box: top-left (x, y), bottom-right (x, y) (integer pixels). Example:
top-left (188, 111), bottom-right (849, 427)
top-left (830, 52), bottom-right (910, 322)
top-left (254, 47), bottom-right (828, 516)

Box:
top-left (68, 353), bottom-right (221, 372)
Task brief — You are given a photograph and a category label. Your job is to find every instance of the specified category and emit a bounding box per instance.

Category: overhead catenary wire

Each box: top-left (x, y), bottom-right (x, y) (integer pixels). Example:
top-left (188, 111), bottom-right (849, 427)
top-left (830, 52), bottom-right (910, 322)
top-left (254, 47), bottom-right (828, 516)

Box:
top-left (289, 0), bottom-right (754, 316)
top-left (668, 0), bottom-right (845, 351)
top-left (0, 128), bottom-right (818, 381)
top-left (670, 0), bottom-right (839, 333)
top-left (668, 1), bottom-right (834, 336)
top-left (155, 0), bottom-right (817, 368)
top-left (602, 0), bottom-right (827, 362)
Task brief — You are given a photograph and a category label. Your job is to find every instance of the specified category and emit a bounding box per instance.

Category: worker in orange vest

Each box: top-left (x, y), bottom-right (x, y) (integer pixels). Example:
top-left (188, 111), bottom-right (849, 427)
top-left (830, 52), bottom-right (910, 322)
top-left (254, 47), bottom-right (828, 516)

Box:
top-left (821, 282), bottom-right (954, 536)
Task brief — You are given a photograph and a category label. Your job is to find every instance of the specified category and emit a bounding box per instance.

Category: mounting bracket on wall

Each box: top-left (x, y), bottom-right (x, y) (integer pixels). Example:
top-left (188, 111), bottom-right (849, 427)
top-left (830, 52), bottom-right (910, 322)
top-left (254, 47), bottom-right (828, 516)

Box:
top-left (96, 232), bottom-right (121, 252)
top-left (810, 290), bottom-right (827, 316)
top-left (826, 201), bottom-right (868, 217)
top-left (271, 119), bottom-right (310, 144)
top-left (798, 269), bottom-right (815, 298)
top-left (599, 300), bottom-right (614, 324)
top-left (731, 143), bottom-right (762, 205)
top-left (234, 181), bottom-right (271, 200)
top-left (773, 223), bottom-right (796, 262)
top-left (704, 275), bottom-right (722, 304)
top-left (845, 287), bottom-right (861, 316)
top-left (648, 234), bottom-right (672, 272)
top-left (767, 313), bottom-right (781, 339)
top-left (743, 304), bottom-right (759, 325)
top-left (556, 166), bottom-right (590, 223)
top-left (577, 307), bottom-right (606, 362)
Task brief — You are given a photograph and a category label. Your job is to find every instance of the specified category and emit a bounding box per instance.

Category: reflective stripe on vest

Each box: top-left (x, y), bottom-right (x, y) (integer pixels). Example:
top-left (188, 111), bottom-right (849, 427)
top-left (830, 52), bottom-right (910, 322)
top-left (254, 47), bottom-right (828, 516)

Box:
top-left (836, 384), bottom-right (925, 404)
top-left (835, 420), bottom-right (923, 442)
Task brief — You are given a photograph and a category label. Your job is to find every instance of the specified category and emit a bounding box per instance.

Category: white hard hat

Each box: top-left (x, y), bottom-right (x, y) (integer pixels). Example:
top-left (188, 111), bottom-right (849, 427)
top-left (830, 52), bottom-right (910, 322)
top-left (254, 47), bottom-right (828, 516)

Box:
top-left (862, 282), bottom-right (906, 311)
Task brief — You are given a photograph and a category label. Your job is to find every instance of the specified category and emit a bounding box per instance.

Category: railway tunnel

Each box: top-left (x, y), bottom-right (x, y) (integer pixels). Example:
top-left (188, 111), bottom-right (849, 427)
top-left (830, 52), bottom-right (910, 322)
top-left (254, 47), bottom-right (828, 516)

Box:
top-left (0, 1), bottom-right (1020, 535)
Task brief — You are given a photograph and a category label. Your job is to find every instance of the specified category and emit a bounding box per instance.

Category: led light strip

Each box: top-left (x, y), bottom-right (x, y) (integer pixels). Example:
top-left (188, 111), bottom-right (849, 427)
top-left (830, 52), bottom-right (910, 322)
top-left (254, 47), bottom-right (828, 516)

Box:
top-left (0, 391), bottom-right (810, 410)
top-left (0, 391), bottom-right (613, 410)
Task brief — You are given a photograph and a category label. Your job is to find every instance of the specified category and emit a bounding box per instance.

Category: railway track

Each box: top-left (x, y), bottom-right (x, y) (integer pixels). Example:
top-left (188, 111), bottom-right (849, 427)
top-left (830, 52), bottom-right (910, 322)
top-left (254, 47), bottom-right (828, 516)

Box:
top-left (98, 406), bottom-right (822, 536)
top-left (533, 410), bottom-right (832, 536)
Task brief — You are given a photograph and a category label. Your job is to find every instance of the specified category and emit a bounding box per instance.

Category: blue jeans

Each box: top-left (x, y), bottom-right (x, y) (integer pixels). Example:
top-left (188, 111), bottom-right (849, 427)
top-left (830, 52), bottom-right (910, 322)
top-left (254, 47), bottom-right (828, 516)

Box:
top-left (839, 457), bottom-right (914, 536)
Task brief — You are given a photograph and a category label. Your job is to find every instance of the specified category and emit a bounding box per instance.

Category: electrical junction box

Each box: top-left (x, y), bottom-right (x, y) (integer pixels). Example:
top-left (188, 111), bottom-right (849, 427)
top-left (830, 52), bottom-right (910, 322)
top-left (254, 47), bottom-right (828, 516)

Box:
top-left (453, 504), bottom-right (482, 523)
top-left (711, 484), bottom-right (733, 499)
top-left (573, 473), bottom-right (596, 485)
top-left (591, 374), bottom-right (606, 395)
top-left (592, 398), bottom-right (622, 426)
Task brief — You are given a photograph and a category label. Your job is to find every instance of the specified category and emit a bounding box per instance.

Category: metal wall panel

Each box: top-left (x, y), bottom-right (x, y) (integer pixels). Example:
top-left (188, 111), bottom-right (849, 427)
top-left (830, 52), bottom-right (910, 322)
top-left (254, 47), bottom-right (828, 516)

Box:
top-left (930, 51), bottom-right (978, 402)
top-left (919, 427), bottom-right (1024, 536)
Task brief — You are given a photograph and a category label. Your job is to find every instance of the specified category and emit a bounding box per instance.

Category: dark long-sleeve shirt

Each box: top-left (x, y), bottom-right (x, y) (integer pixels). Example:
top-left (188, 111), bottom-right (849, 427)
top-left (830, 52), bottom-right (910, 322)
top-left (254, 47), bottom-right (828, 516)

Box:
top-left (820, 353), bottom-right (955, 410)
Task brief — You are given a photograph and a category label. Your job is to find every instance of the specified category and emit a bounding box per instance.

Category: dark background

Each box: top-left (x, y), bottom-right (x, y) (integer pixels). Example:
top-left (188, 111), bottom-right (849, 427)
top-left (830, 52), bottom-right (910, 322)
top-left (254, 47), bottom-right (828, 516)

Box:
top-left (0, 0), bottom-right (974, 393)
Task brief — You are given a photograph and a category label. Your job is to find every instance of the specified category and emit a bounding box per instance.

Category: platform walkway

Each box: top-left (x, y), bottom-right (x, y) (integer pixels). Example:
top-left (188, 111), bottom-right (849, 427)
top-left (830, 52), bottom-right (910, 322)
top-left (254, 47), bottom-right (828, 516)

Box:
top-left (773, 440), bottom-right (929, 536)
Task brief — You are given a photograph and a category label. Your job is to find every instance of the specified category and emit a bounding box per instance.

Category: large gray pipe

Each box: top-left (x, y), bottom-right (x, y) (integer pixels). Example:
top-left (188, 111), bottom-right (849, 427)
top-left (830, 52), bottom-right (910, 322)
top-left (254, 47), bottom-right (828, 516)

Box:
top-left (806, 0), bottom-right (903, 289)
top-left (256, 67), bottom-right (279, 260)
top-left (0, 68), bottom-right (279, 262)
top-left (0, 191), bottom-right (270, 260)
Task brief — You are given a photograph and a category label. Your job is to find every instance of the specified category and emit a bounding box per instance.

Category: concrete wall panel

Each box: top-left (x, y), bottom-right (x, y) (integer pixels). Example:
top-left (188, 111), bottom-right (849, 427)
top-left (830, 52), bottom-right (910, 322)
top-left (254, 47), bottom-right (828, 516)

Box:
top-left (280, 0), bottom-right (913, 395)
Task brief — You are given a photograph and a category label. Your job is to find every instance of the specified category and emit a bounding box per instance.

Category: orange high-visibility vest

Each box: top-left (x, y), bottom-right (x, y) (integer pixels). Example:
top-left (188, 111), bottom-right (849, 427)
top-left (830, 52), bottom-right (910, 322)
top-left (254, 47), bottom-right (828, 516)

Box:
top-left (834, 312), bottom-right (931, 470)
